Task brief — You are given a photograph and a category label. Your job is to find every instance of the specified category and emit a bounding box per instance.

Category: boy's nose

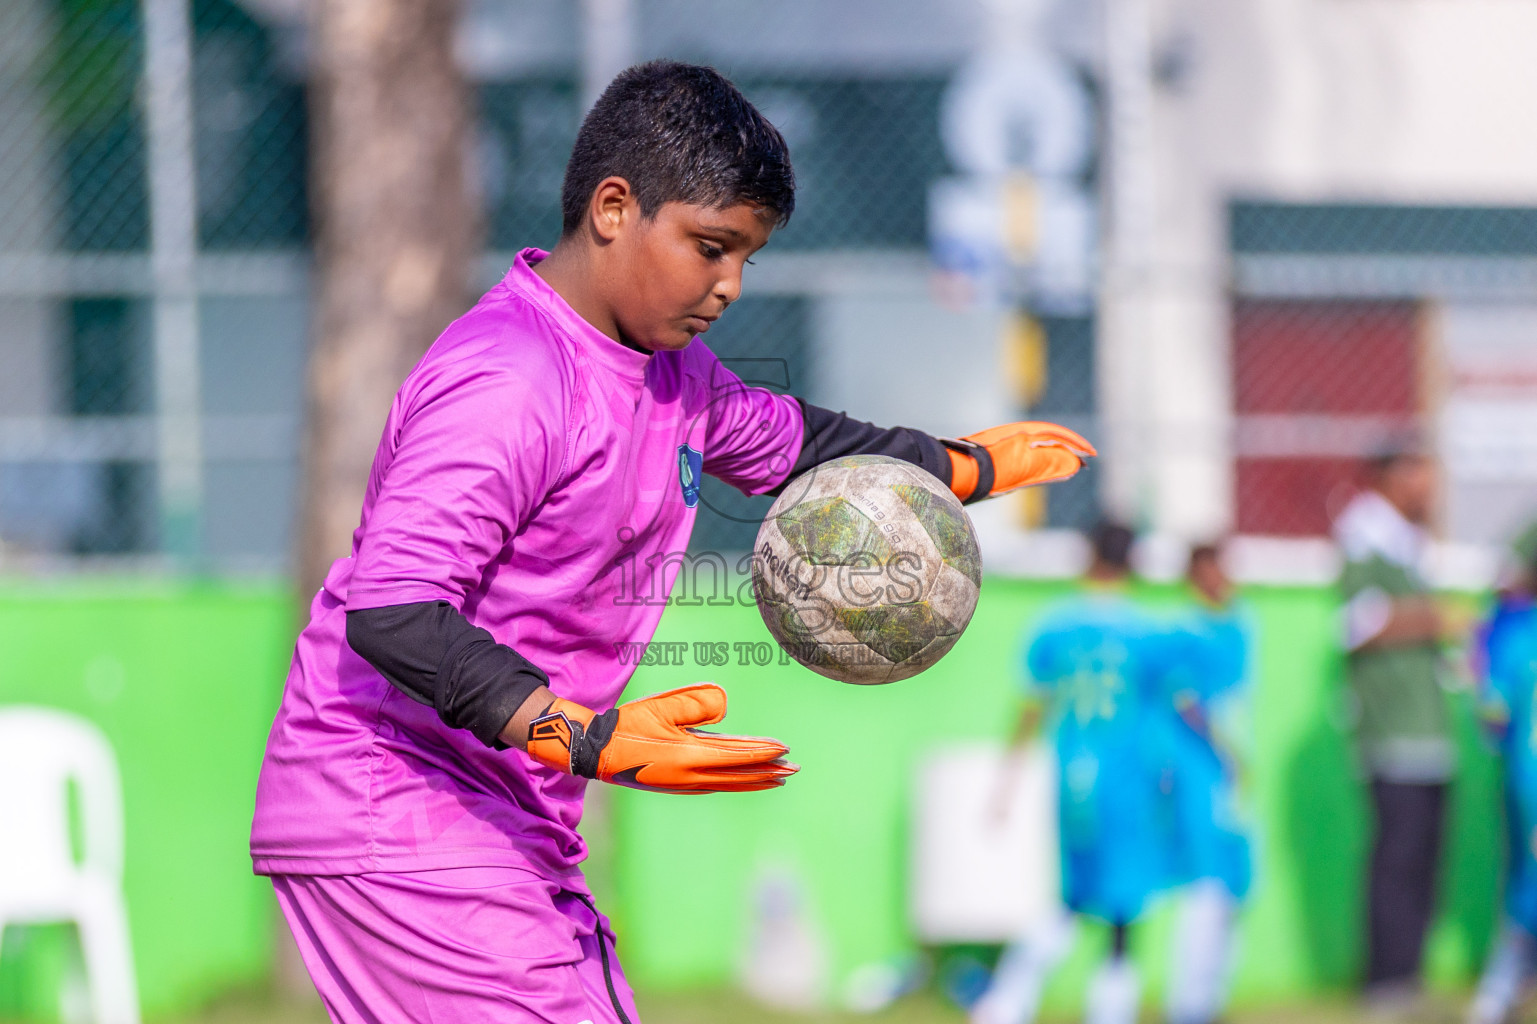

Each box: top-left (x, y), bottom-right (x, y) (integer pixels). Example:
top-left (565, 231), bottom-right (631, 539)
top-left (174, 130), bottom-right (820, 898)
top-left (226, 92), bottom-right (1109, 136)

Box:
top-left (714, 267), bottom-right (744, 306)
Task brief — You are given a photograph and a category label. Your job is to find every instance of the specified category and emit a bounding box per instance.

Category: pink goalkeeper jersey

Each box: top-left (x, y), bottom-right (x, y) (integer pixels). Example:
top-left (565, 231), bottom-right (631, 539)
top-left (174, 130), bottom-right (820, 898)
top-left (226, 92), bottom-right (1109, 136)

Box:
top-left (250, 249), bottom-right (803, 883)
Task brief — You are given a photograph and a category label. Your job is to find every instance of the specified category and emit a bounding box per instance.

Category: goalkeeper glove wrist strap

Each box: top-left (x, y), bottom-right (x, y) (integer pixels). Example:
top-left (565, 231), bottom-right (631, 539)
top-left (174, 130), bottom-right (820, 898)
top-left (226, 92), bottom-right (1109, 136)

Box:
top-left (940, 437), bottom-right (995, 505)
top-left (527, 698), bottom-right (614, 777)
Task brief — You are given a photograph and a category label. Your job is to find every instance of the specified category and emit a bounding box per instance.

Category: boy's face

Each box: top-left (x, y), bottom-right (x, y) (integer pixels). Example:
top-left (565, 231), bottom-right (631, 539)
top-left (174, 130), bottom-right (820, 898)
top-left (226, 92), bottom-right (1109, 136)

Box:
top-left (606, 198), bottom-right (777, 352)
top-left (1189, 553), bottom-right (1232, 607)
top-left (1378, 455), bottom-right (1436, 525)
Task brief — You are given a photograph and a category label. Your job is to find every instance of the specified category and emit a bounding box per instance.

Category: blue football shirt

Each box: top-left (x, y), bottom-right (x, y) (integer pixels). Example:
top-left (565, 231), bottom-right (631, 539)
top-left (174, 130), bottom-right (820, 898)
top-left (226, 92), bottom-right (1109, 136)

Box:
top-left (1024, 591), bottom-right (1185, 922)
top-left (1163, 606), bottom-right (1254, 899)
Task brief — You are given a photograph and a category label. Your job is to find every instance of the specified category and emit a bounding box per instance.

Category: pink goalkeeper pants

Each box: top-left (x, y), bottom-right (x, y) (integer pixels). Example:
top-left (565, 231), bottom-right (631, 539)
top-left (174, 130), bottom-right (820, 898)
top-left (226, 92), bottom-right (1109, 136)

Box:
top-left (271, 867), bottom-right (641, 1024)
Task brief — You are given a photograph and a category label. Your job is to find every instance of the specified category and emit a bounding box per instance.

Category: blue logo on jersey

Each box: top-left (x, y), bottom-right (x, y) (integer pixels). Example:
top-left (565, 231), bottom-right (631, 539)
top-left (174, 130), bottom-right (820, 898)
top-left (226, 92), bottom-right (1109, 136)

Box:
top-left (678, 444), bottom-right (703, 508)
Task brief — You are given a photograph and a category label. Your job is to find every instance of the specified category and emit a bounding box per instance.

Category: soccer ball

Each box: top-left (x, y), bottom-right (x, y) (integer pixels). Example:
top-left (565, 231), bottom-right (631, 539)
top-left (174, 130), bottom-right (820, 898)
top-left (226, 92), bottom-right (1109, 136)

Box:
top-left (751, 455), bottom-right (982, 684)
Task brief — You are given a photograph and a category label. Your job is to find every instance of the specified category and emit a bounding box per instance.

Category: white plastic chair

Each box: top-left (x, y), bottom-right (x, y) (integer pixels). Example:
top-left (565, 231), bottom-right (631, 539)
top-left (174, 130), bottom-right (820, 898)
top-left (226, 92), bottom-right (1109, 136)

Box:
top-left (0, 707), bottom-right (140, 1024)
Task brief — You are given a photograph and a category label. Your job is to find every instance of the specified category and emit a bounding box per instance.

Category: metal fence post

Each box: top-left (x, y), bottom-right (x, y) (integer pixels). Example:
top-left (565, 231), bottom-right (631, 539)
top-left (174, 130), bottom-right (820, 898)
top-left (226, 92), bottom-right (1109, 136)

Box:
top-left (580, 0), bottom-right (635, 112)
top-left (1097, 0), bottom-right (1158, 528)
top-left (142, 0), bottom-right (203, 563)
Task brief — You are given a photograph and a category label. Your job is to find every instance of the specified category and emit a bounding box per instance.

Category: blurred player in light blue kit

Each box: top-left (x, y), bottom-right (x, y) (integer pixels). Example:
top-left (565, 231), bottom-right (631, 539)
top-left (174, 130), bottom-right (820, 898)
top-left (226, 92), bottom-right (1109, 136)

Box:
top-left (974, 522), bottom-right (1179, 1024)
top-left (1164, 542), bottom-right (1253, 1024)
top-left (1468, 523), bottom-right (1537, 1024)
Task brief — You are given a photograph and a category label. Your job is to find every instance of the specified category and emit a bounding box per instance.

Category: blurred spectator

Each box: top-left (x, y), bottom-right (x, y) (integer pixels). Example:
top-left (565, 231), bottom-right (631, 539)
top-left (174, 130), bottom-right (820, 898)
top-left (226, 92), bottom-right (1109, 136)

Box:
top-left (1333, 444), bottom-right (1457, 1007)
top-left (973, 522), bottom-right (1177, 1024)
top-left (1164, 542), bottom-right (1254, 1024)
top-left (1467, 522), bottom-right (1537, 1024)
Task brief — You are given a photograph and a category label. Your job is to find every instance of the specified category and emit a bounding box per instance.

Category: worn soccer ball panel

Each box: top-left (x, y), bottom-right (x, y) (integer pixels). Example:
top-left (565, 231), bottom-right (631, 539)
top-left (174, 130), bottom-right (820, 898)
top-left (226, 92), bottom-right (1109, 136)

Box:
top-left (752, 455), bottom-right (982, 684)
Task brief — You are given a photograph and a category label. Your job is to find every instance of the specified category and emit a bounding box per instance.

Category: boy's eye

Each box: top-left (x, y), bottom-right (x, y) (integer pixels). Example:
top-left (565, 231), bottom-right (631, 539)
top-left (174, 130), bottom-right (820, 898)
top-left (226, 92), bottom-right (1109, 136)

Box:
top-left (699, 241), bottom-right (725, 260)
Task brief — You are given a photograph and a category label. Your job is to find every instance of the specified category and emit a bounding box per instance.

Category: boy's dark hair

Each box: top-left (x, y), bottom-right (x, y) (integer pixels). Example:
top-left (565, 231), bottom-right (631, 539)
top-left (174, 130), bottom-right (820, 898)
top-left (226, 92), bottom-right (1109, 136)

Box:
top-left (1367, 430), bottom-right (1428, 480)
top-left (560, 60), bottom-right (796, 236)
top-left (1089, 520), bottom-right (1135, 572)
top-left (1188, 542), bottom-right (1222, 571)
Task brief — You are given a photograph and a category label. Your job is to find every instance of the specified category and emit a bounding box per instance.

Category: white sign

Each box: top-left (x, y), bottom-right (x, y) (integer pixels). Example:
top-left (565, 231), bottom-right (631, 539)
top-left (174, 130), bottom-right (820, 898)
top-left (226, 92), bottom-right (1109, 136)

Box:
top-left (910, 742), bottom-right (1061, 943)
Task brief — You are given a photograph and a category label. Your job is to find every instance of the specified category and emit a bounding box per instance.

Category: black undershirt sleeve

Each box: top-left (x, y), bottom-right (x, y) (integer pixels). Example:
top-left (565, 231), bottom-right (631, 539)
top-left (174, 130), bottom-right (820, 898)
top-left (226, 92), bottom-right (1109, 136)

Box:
top-left (346, 601), bottom-right (549, 750)
top-left (768, 399), bottom-right (953, 494)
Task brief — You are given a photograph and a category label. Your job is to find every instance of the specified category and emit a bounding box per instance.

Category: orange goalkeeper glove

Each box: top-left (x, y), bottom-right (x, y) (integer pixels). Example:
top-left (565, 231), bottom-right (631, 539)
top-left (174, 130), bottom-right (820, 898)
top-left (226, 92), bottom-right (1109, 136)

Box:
top-left (525, 683), bottom-right (797, 794)
top-left (943, 421), bottom-right (1096, 504)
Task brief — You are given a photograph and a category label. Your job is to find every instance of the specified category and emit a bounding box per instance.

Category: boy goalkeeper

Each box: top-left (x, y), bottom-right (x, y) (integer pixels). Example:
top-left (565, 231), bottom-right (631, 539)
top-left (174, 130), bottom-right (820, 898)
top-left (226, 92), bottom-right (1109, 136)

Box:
top-left (251, 60), bottom-right (1092, 1023)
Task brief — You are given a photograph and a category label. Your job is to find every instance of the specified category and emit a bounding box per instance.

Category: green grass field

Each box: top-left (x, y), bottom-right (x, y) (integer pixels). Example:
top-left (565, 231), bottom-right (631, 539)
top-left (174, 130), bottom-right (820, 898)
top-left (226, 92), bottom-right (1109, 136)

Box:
top-left (2, 985), bottom-right (1495, 1024)
top-left (0, 582), bottom-right (1502, 1015)
top-left (0, 583), bottom-right (1508, 1023)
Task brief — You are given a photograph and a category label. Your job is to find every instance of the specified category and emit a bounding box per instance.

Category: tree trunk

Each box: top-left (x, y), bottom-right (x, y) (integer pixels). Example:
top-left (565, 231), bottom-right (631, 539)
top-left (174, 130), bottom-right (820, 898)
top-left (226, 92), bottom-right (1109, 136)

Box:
top-left (297, 0), bottom-right (479, 605)
top-left (281, 0), bottom-right (478, 997)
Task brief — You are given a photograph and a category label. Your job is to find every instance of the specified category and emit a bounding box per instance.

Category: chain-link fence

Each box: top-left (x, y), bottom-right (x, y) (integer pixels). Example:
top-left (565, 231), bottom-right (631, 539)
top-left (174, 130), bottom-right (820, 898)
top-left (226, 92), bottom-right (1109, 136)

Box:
top-left (1231, 202), bottom-right (1537, 556)
top-left (0, 0), bottom-right (308, 564)
top-left (0, 0), bottom-right (1104, 574)
top-left (4, 0), bottom-right (1537, 577)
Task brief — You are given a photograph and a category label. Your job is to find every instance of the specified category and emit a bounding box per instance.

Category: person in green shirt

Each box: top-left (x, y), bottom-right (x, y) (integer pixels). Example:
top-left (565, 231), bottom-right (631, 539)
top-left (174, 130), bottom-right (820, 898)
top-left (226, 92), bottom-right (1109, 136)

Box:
top-left (1333, 444), bottom-right (1458, 1006)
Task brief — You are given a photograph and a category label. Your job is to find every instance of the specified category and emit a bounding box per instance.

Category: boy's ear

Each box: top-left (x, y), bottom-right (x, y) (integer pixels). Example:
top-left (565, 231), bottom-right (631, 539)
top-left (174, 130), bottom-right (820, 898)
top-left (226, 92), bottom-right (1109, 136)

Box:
top-left (589, 176), bottom-right (635, 242)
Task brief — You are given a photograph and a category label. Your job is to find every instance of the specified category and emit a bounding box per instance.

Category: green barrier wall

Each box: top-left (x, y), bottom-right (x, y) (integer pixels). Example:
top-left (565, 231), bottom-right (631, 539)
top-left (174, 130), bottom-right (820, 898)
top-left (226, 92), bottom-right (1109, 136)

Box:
top-left (0, 580), bottom-right (1501, 1018)
top-left (0, 584), bottom-right (292, 1019)
top-left (611, 579), bottom-right (1501, 1010)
